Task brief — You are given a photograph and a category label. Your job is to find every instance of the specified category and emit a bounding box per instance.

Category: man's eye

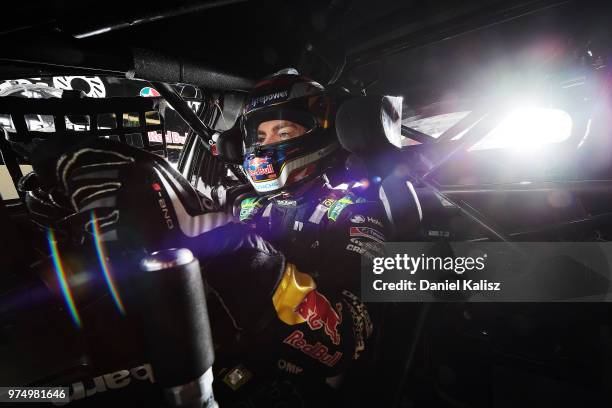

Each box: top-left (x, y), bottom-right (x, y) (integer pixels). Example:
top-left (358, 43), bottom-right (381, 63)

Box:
top-left (279, 129), bottom-right (292, 138)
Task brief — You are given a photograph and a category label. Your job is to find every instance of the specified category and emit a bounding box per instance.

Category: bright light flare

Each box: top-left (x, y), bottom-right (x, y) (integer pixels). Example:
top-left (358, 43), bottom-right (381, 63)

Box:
top-left (470, 107), bottom-right (572, 152)
top-left (47, 229), bottom-right (82, 328)
top-left (91, 211), bottom-right (126, 315)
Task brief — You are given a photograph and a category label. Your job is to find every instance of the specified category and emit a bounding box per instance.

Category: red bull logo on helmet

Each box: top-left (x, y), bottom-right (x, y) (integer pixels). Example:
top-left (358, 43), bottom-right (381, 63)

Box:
top-left (248, 164), bottom-right (274, 177)
top-left (295, 290), bottom-right (342, 345)
top-left (246, 155), bottom-right (277, 179)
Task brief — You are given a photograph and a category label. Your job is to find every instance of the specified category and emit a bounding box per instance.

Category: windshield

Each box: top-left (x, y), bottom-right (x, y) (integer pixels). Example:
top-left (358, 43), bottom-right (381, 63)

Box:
top-left (401, 106), bottom-right (573, 151)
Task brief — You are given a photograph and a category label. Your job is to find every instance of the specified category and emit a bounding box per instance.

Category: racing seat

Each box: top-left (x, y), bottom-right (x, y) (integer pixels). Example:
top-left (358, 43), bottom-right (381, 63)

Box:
top-left (334, 94), bottom-right (435, 406)
top-left (335, 94), bottom-right (427, 238)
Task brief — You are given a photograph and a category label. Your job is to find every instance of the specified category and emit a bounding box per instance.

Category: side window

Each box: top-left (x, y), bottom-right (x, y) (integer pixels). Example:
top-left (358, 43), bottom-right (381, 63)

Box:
top-left (0, 161), bottom-right (32, 201)
top-left (144, 84), bottom-right (204, 166)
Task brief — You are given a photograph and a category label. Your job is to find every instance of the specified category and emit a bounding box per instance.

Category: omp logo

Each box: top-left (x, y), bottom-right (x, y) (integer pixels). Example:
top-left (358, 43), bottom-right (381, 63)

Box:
top-left (153, 167), bottom-right (233, 237)
top-left (152, 182), bottom-right (174, 230)
top-left (277, 359), bottom-right (303, 374)
top-left (250, 91), bottom-right (288, 108)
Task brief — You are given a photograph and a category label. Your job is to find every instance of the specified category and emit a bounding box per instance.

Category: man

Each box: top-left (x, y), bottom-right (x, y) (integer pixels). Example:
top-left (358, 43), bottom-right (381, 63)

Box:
top-left (22, 71), bottom-right (388, 406)
top-left (209, 72), bottom-right (389, 399)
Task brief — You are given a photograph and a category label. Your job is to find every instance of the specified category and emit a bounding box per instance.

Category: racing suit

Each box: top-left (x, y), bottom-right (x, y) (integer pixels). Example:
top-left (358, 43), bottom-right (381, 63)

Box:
top-left (210, 180), bottom-right (389, 395)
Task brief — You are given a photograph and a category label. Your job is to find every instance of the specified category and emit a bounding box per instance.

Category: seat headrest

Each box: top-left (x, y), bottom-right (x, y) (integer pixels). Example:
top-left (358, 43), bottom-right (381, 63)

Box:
top-left (335, 95), bottom-right (403, 156)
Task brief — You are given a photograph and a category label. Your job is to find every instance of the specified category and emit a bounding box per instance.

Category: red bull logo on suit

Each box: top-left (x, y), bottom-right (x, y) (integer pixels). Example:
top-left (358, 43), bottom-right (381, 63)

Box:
top-left (283, 330), bottom-right (342, 367)
top-left (295, 290), bottom-right (342, 345)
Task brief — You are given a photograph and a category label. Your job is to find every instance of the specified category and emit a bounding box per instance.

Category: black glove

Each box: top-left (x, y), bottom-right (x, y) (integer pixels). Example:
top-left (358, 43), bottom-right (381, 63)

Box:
top-left (18, 171), bottom-right (71, 231)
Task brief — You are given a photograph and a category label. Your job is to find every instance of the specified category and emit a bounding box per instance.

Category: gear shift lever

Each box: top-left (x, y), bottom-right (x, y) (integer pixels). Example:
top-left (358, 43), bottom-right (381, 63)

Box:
top-left (139, 248), bottom-right (217, 408)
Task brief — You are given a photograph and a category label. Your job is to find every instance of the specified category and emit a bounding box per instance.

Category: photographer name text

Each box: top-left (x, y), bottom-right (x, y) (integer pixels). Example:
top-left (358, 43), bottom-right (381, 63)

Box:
top-left (370, 254), bottom-right (501, 293)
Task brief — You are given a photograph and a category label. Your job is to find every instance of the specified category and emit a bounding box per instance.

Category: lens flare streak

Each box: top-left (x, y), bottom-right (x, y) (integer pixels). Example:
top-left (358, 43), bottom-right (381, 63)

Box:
top-left (91, 211), bottom-right (125, 315)
top-left (47, 229), bottom-right (82, 328)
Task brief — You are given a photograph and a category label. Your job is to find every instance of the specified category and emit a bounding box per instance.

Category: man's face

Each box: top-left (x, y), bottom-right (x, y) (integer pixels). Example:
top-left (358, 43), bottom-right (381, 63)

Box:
top-left (257, 120), bottom-right (308, 146)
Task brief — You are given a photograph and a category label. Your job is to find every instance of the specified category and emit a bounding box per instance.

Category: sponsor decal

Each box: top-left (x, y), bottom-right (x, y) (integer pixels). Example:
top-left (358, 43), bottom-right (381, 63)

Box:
top-left (154, 168), bottom-right (232, 237)
top-left (345, 238), bottom-right (383, 261)
top-left (222, 365), bottom-right (252, 391)
top-left (367, 216), bottom-right (384, 228)
top-left (246, 156), bottom-right (276, 179)
top-left (249, 90), bottom-right (289, 109)
top-left (328, 195), bottom-right (354, 222)
top-left (350, 214), bottom-right (366, 223)
top-left (277, 359), bottom-right (304, 374)
top-left (295, 290), bottom-right (342, 345)
top-left (349, 238), bottom-right (384, 254)
top-left (346, 243), bottom-right (375, 260)
top-left (342, 291), bottom-right (373, 360)
top-left (251, 178), bottom-right (282, 193)
top-left (239, 197), bottom-right (264, 221)
top-left (148, 131), bottom-right (187, 145)
top-left (276, 199), bottom-right (297, 207)
top-left (321, 198), bottom-right (336, 208)
top-left (54, 364), bottom-right (154, 406)
top-left (53, 76), bottom-right (106, 98)
top-left (139, 86), bottom-right (161, 97)
top-left (249, 164), bottom-right (274, 177)
top-left (346, 243), bottom-right (365, 254)
top-left (283, 330), bottom-right (343, 367)
top-left (349, 226), bottom-right (385, 243)
top-left (152, 182), bottom-right (174, 230)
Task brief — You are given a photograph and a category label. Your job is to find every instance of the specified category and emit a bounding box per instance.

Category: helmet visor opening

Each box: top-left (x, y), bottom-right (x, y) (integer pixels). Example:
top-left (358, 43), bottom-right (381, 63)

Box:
top-left (243, 108), bottom-right (318, 150)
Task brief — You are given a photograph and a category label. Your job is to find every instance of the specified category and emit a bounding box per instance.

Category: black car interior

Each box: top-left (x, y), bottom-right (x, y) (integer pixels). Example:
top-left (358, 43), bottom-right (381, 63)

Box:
top-left (2, 0), bottom-right (612, 407)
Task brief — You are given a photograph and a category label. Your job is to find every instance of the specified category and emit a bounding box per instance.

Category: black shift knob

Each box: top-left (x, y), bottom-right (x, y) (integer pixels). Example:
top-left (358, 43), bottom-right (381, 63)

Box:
top-left (139, 248), bottom-right (216, 407)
